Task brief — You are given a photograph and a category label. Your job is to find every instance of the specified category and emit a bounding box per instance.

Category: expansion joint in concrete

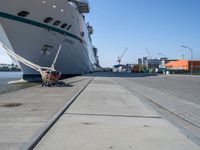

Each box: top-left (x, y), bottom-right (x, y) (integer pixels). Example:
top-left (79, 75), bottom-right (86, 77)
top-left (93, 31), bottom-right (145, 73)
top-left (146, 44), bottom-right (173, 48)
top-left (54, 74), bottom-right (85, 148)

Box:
top-left (65, 113), bottom-right (162, 119)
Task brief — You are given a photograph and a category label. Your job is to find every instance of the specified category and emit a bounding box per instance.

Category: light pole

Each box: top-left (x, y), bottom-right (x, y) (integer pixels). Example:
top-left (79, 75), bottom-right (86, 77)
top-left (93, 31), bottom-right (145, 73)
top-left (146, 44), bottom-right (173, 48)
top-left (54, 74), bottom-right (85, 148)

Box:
top-left (181, 45), bottom-right (193, 75)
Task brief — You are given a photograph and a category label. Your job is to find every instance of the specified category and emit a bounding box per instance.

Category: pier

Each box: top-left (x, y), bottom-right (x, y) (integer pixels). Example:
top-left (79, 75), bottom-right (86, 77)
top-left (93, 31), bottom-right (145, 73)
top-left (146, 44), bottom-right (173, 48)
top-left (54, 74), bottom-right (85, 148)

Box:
top-left (0, 72), bottom-right (199, 150)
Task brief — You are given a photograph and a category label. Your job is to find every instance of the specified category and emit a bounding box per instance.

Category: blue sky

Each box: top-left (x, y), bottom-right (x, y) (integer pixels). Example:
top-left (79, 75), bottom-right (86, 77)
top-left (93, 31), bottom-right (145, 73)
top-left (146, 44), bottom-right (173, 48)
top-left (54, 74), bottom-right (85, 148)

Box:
top-left (87, 0), bottom-right (200, 67)
top-left (0, 0), bottom-right (200, 67)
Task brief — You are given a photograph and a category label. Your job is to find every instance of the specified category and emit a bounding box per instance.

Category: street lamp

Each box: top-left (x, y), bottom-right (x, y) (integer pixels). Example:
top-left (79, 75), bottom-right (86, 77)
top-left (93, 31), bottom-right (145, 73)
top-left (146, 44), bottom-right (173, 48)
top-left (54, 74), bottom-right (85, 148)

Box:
top-left (181, 45), bottom-right (193, 75)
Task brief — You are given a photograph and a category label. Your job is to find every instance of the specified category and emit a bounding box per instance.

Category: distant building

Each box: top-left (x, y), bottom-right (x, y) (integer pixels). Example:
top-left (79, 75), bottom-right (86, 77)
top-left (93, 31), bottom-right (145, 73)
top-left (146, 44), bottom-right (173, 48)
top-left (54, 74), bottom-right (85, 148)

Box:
top-left (0, 63), bottom-right (10, 71)
top-left (0, 63), bottom-right (21, 71)
top-left (143, 57), bottom-right (148, 67)
top-left (113, 64), bottom-right (126, 72)
top-left (138, 58), bottom-right (142, 66)
top-left (159, 58), bottom-right (168, 69)
top-left (147, 59), bottom-right (161, 69)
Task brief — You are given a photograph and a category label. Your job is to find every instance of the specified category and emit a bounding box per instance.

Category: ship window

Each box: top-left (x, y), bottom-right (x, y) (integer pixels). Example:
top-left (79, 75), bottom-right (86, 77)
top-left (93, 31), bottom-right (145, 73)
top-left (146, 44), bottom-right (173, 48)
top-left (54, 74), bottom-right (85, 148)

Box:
top-left (80, 32), bottom-right (84, 37)
top-left (82, 15), bottom-right (85, 21)
top-left (44, 17), bottom-right (53, 23)
top-left (17, 11), bottom-right (29, 17)
top-left (53, 20), bottom-right (61, 26)
top-left (67, 25), bottom-right (72, 30)
top-left (61, 23), bottom-right (68, 29)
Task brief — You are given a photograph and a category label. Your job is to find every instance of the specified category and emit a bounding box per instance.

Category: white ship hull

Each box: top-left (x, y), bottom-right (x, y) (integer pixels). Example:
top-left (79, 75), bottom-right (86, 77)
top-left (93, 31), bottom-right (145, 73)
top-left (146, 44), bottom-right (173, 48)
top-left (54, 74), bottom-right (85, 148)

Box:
top-left (0, 0), bottom-right (97, 80)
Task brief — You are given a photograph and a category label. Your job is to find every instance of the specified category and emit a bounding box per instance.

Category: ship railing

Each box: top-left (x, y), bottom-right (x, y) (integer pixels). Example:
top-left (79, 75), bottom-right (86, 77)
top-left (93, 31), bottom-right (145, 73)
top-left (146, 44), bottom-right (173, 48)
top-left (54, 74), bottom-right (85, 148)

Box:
top-left (68, 0), bottom-right (90, 13)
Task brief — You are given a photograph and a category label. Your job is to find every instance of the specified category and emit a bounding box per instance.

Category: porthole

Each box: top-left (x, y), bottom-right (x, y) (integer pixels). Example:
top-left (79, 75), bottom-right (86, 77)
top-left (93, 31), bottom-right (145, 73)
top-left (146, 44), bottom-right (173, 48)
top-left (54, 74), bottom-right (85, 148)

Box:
top-left (53, 20), bottom-right (61, 26)
top-left (61, 23), bottom-right (68, 29)
top-left (44, 17), bottom-right (53, 23)
top-left (17, 11), bottom-right (29, 17)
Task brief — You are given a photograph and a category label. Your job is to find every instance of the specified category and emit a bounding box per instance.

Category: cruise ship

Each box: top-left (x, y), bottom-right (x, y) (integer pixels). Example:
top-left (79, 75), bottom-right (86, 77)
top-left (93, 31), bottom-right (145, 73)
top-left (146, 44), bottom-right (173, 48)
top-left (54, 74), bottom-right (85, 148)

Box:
top-left (0, 0), bottom-right (99, 80)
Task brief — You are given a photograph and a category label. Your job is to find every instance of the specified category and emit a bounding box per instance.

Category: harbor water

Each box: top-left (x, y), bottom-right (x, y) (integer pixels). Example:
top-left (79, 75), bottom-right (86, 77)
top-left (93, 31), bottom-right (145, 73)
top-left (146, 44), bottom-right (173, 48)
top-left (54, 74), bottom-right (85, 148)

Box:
top-left (0, 72), bottom-right (38, 94)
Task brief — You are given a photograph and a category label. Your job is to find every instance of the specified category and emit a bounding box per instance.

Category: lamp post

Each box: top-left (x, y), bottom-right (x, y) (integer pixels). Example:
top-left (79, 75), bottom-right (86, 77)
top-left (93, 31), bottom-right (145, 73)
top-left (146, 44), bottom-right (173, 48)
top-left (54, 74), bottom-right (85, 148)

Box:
top-left (181, 45), bottom-right (193, 75)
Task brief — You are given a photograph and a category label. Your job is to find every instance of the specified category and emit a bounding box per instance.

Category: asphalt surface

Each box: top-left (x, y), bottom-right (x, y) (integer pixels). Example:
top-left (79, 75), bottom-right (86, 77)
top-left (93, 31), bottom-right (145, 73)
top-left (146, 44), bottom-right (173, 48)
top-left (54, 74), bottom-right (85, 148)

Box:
top-left (108, 72), bottom-right (200, 145)
top-left (94, 72), bottom-right (200, 105)
top-left (122, 74), bottom-right (200, 105)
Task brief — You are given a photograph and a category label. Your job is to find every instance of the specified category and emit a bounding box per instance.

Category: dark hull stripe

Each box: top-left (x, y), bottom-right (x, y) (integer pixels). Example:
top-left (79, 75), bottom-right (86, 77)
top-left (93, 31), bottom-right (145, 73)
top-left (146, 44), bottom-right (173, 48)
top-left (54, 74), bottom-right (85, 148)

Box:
top-left (0, 11), bottom-right (82, 42)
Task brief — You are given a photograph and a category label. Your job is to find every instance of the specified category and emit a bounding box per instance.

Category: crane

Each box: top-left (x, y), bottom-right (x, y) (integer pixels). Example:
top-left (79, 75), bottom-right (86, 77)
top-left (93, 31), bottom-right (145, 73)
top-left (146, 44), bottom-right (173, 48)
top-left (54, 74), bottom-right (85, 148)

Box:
top-left (117, 47), bottom-right (128, 65)
top-left (0, 42), bottom-right (63, 87)
top-left (146, 48), bottom-right (153, 59)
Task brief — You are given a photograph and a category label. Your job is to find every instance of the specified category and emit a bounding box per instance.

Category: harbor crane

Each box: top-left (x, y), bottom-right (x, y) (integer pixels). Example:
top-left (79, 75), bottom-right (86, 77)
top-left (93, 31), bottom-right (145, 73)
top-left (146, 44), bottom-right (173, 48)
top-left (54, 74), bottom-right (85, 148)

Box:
top-left (0, 42), bottom-right (63, 87)
top-left (117, 47), bottom-right (128, 65)
top-left (146, 48), bottom-right (153, 59)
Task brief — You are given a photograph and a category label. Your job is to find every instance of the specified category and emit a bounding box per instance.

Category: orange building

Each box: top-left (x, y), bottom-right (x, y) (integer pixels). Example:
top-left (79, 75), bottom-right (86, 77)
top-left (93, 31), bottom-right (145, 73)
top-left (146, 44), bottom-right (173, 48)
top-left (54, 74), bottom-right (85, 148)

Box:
top-left (165, 60), bottom-right (200, 71)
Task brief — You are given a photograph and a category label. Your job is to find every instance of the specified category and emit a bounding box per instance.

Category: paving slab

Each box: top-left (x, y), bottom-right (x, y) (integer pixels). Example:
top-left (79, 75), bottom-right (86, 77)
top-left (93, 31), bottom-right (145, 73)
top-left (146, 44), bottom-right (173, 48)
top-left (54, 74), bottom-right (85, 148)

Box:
top-left (0, 76), bottom-right (92, 150)
top-left (67, 78), bottom-right (157, 117)
top-left (35, 115), bottom-right (198, 150)
top-left (35, 75), bottom-right (199, 150)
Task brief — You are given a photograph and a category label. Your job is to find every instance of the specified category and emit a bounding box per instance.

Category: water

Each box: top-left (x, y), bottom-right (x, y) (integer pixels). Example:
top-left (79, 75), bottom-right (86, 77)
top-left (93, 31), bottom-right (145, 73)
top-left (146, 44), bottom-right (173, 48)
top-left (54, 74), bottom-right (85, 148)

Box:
top-left (0, 72), bottom-right (38, 95)
top-left (0, 72), bottom-right (22, 85)
top-left (0, 71), bottom-right (22, 79)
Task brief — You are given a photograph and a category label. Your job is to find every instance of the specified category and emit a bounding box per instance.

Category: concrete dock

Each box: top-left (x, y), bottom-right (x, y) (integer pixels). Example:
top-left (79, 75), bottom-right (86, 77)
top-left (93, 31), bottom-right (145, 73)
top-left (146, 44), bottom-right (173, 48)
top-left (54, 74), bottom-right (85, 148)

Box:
top-left (0, 72), bottom-right (200, 150)
top-left (0, 76), bottom-right (92, 150)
